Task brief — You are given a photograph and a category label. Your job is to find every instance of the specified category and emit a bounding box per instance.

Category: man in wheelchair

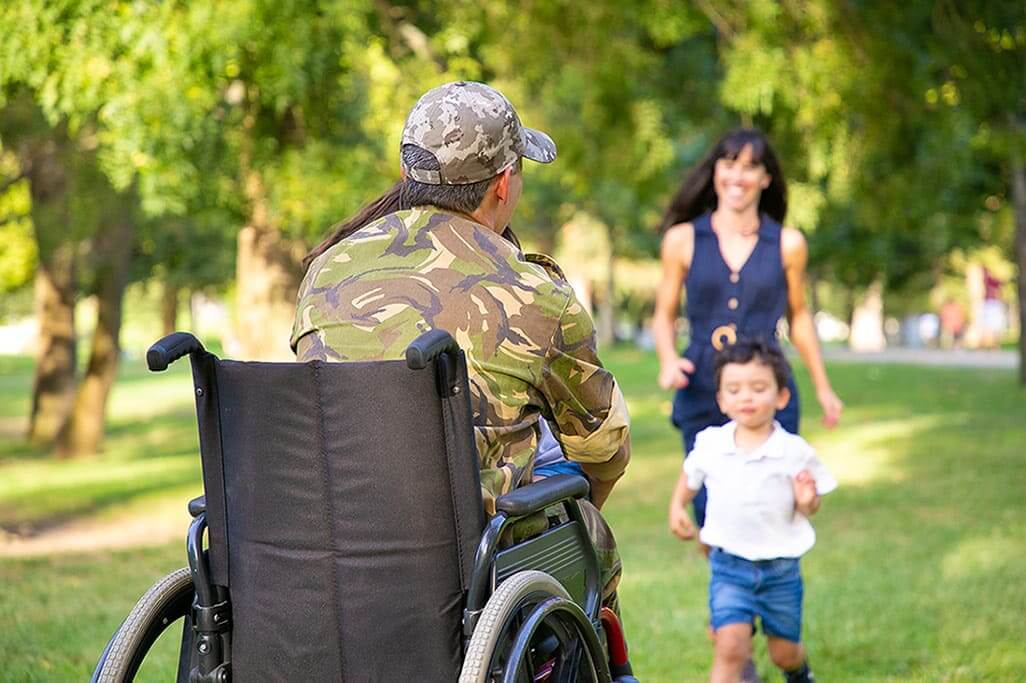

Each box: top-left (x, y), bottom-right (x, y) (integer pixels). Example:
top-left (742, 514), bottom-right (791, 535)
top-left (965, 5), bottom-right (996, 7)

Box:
top-left (93, 82), bottom-right (638, 682)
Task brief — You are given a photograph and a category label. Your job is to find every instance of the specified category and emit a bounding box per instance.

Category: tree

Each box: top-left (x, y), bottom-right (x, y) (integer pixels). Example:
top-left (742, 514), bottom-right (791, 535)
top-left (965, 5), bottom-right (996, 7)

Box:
top-left (1, 0), bottom-right (145, 451)
top-left (930, 1), bottom-right (1026, 381)
top-left (95, 0), bottom-right (391, 359)
top-left (0, 99), bottom-right (80, 445)
top-left (56, 177), bottom-right (136, 457)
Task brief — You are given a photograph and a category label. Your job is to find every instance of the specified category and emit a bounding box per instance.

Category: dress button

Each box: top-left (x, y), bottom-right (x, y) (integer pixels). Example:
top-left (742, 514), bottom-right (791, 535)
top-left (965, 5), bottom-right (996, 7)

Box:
top-left (727, 297), bottom-right (739, 310)
top-left (729, 272), bottom-right (740, 283)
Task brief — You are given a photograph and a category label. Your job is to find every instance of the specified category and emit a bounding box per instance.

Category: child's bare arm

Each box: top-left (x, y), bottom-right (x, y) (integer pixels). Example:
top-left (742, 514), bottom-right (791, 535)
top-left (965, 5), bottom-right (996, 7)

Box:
top-left (793, 469), bottom-right (821, 516)
top-left (668, 469), bottom-right (699, 539)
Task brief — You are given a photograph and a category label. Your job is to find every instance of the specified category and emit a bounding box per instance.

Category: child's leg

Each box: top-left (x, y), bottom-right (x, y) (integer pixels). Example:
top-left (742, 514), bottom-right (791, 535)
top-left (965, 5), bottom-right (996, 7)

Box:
top-left (710, 623), bottom-right (753, 683)
top-left (708, 548), bottom-right (759, 682)
top-left (766, 636), bottom-right (806, 673)
top-left (755, 558), bottom-right (812, 681)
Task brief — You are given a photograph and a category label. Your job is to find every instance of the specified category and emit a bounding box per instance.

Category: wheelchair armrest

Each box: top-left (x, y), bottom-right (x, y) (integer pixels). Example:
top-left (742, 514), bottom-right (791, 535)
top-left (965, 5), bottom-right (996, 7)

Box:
top-left (494, 474), bottom-right (590, 517)
top-left (147, 332), bottom-right (205, 372)
top-left (188, 495), bottom-right (207, 518)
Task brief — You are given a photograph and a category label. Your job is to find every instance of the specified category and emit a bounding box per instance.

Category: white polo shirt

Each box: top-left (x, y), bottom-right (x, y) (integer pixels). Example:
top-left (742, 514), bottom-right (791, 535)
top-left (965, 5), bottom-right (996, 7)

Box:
top-left (684, 421), bottom-right (837, 561)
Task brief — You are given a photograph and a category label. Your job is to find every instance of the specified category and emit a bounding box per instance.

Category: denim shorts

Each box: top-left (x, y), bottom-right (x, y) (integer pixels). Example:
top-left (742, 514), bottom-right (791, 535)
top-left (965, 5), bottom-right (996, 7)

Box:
top-left (709, 547), bottom-right (803, 643)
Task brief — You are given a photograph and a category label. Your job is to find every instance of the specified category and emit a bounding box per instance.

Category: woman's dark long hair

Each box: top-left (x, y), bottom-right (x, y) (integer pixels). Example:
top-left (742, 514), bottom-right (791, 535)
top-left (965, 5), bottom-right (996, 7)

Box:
top-left (302, 182), bottom-right (405, 271)
top-left (660, 128), bottom-right (787, 230)
top-left (303, 180), bottom-right (526, 272)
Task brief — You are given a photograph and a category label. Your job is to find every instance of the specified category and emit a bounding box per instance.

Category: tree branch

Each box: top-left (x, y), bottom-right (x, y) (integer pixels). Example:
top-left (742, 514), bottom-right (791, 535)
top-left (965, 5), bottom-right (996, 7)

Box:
top-left (0, 172), bottom-right (27, 195)
top-left (373, 0), bottom-right (446, 70)
top-left (693, 0), bottom-right (738, 42)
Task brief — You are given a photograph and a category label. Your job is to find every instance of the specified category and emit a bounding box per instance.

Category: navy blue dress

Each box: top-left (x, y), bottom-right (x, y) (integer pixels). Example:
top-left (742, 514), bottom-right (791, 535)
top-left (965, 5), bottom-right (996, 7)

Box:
top-left (670, 212), bottom-right (800, 526)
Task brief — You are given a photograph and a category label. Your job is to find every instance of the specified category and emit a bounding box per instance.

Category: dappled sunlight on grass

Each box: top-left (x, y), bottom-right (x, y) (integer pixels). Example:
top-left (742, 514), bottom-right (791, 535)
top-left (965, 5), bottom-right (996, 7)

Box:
top-left (811, 413), bottom-right (950, 486)
top-left (0, 348), bottom-right (1024, 680)
top-left (601, 349), bottom-right (1026, 681)
top-left (0, 454), bottom-right (199, 531)
top-left (941, 526), bottom-right (1026, 580)
top-left (0, 356), bottom-right (202, 532)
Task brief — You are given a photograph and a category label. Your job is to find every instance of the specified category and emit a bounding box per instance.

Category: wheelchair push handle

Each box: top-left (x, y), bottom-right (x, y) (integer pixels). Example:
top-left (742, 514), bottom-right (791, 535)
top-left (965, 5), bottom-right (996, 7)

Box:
top-left (147, 332), bottom-right (206, 372)
top-left (405, 328), bottom-right (460, 370)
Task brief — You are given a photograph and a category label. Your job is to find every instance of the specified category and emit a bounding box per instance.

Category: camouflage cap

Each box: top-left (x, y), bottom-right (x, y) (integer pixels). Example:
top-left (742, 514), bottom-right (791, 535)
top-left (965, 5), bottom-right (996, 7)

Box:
top-left (400, 81), bottom-right (557, 185)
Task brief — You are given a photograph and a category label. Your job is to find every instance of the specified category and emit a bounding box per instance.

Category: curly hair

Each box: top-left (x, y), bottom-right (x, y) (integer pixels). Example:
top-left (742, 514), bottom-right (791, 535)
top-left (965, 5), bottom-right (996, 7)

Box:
top-left (713, 337), bottom-right (791, 390)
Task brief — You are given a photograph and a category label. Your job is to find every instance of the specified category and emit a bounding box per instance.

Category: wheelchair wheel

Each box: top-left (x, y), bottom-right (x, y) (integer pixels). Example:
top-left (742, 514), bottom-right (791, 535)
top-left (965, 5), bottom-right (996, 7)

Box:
top-left (460, 570), bottom-right (606, 683)
top-left (92, 567), bottom-right (194, 683)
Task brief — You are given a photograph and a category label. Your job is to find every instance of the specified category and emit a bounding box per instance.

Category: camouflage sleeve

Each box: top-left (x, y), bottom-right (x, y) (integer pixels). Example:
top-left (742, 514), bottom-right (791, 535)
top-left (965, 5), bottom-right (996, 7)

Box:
top-left (539, 292), bottom-right (630, 482)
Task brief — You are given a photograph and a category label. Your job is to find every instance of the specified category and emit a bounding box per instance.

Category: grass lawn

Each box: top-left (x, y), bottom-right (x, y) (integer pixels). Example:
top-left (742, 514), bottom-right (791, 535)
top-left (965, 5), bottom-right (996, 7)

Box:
top-left (1, 349), bottom-right (1025, 681)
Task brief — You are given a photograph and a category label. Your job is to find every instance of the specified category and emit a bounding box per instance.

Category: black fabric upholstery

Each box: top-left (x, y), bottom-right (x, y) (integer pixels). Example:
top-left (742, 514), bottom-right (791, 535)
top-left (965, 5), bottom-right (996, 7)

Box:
top-left (192, 356), bottom-right (483, 681)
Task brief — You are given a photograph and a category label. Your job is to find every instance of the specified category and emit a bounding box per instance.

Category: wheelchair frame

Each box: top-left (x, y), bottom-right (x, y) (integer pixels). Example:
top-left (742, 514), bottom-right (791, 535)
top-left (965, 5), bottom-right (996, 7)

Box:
top-left (91, 330), bottom-right (627, 683)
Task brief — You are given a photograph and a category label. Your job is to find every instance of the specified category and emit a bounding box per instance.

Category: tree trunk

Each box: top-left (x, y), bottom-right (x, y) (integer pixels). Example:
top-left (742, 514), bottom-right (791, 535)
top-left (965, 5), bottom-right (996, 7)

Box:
top-left (597, 243), bottom-right (616, 349)
top-left (234, 171), bottom-right (303, 360)
top-left (849, 280), bottom-right (886, 352)
top-left (1010, 146), bottom-right (1026, 385)
top-left (161, 282), bottom-right (179, 336)
top-left (25, 138), bottom-right (77, 446)
top-left (27, 246), bottom-right (76, 444)
top-left (55, 216), bottom-right (134, 457)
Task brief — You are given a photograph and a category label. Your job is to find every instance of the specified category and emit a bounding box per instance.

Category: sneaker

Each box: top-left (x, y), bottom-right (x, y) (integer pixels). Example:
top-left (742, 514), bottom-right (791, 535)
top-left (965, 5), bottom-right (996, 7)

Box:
top-left (741, 658), bottom-right (762, 683)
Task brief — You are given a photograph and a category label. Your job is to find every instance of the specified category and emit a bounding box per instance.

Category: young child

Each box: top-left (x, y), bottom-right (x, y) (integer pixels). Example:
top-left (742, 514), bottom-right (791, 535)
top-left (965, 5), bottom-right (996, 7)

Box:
top-left (668, 339), bottom-right (836, 683)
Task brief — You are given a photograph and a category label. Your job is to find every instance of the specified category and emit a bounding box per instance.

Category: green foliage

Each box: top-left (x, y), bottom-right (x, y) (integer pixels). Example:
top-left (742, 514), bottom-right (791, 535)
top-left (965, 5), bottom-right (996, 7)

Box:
top-left (1, 0), bottom-right (1022, 306)
top-left (0, 165), bottom-right (35, 292)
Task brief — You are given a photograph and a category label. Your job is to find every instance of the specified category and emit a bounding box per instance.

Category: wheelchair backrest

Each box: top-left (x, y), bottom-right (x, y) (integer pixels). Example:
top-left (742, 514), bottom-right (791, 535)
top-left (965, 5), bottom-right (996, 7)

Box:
top-left (187, 350), bottom-right (484, 680)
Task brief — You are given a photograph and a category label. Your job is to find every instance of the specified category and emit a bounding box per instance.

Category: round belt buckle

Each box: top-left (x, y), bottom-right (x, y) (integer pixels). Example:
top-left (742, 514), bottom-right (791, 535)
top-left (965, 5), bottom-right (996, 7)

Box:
top-left (711, 325), bottom-right (737, 351)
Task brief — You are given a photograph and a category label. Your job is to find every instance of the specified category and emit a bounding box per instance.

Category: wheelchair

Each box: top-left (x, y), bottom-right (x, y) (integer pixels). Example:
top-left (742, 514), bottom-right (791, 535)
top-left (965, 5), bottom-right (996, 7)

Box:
top-left (91, 329), bottom-right (632, 682)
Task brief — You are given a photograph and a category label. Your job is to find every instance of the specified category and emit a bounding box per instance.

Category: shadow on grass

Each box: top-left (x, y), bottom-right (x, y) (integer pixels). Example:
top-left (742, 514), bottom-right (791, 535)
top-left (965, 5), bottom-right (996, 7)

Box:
top-left (802, 393), bottom-right (1026, 679)
top-left (0, 363), bottom-right (202, 532)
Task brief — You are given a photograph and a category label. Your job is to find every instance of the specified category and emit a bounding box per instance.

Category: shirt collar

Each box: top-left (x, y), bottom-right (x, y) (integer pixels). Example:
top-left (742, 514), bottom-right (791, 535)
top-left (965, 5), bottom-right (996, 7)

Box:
top-left (722, 420), bottom-right (785, 461)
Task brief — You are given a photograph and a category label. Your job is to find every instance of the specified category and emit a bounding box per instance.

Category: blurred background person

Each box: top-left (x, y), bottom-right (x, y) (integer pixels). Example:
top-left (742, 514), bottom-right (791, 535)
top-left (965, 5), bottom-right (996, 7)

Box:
top-left (939, 298), bottom-right (966, 350)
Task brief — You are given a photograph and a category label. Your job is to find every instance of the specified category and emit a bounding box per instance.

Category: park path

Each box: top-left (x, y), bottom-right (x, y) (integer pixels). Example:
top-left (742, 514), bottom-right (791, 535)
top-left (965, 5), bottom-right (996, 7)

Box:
top-left (821, 347), bottom-right (1016, 369)
top-left (0, 496), bottom-right (190, 558)
top-left (1, 346), bottom-right (1017, 559)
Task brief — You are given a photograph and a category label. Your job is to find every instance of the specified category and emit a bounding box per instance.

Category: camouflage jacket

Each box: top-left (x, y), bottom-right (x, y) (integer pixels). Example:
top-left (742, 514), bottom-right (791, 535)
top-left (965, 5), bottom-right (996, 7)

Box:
top-left (291, 206), bottom-right (630, 514)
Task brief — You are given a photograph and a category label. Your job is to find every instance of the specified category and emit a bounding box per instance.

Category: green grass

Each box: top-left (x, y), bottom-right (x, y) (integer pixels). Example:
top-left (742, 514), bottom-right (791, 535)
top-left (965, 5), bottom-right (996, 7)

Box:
top-left (1, 349), bottom-right (1025, 681)
top-left (0, 355), bottom-right (202, 532)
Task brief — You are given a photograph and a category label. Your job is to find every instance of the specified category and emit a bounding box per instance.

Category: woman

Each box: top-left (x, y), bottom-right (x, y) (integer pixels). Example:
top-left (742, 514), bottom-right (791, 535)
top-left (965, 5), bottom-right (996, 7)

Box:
top-left (653, 128), bottom-right (843, 529)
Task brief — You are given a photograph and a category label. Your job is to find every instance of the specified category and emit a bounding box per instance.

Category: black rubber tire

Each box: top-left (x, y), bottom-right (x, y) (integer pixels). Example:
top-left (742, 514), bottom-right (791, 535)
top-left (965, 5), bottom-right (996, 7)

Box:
top-left (93, 567), bottom-right (194, 683)
top-left (460, 570), bottom-right (572, 683)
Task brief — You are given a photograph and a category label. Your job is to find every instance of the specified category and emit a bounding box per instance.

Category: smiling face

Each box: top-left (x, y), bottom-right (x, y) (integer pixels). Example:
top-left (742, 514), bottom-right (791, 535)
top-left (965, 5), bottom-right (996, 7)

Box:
top-left (716, 359), bottom-right (791, 430)
top-left (713, 144), bottom-right (771, 214)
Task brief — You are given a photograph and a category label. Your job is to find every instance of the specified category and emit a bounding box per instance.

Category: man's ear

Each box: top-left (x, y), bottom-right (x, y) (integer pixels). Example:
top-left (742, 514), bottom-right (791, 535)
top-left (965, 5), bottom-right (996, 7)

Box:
top-left (494, 167), bottom-right (512, 203)
top-left (776, 385), bottom-right (791, 410)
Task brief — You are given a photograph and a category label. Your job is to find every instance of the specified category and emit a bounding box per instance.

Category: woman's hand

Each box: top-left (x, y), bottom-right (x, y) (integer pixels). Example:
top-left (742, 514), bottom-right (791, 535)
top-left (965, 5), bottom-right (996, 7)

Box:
top-left (658, 357), bottom-right (696, 390)
top-left (669, 502), bottom-right (697, 540)
top-left (816, 386), bottom-right (844, 428)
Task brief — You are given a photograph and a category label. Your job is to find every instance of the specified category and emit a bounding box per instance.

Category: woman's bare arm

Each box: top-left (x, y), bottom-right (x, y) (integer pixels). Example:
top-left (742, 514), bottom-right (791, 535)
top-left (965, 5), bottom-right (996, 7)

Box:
top-left (782, 227), bottom-right (843, 427)
top-left (653, 224), bottom-right (696, 390)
